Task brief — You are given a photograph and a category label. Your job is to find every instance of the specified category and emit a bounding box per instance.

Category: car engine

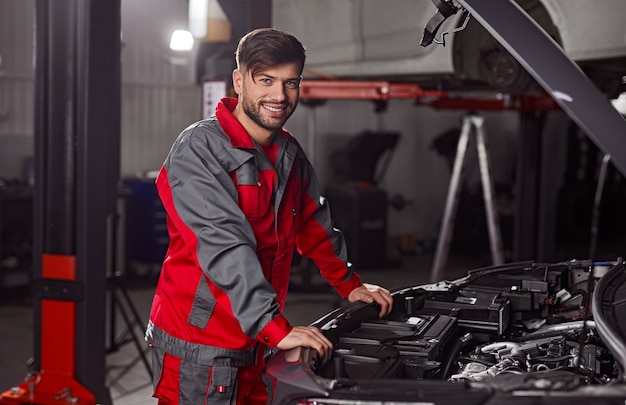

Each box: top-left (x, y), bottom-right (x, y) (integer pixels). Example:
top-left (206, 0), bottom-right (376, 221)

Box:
top-left (309, 260), bottom-right (625, 395)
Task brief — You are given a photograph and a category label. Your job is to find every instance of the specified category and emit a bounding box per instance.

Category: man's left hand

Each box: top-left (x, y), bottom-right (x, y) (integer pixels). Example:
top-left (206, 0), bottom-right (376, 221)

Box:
top-left (348, 283), bottom-right (393, 317)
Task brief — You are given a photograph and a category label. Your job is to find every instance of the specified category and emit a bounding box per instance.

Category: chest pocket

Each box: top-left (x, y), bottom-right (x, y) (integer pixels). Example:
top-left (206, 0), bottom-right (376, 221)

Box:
top-left (235, 160), bottom-right (273, 222)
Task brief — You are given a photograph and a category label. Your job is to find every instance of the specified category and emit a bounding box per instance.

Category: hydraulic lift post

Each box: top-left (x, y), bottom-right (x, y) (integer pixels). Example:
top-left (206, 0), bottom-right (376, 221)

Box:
top-left (0, 0), bottom-right (121, 404)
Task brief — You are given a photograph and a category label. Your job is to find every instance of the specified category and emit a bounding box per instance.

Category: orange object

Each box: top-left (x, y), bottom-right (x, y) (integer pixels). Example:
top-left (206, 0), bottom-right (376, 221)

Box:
top-left (299, 79), bottom-right (559, 112)
top-left (300, 80), bottom-right (445, 101)
top-left (0, 254), bottom-right (95, 405)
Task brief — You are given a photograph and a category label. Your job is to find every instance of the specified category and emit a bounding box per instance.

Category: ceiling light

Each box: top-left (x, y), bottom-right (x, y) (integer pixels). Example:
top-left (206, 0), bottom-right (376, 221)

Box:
top-left (169, 30), bottom-right (194, 51)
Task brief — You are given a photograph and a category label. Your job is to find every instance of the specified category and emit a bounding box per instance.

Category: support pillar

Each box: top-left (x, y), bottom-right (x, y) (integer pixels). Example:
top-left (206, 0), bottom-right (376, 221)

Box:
top-left (1, 0), bottom-right (120, 404)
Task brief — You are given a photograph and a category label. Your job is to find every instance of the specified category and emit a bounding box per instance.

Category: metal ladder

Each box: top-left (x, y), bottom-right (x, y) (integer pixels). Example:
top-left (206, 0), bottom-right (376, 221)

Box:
top-left (430, 114), bottom-right (504, 282)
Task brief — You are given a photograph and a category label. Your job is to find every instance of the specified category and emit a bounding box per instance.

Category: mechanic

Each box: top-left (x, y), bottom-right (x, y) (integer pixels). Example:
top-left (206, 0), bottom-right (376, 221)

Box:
top-left (145, 27), bottom-right (394, 405)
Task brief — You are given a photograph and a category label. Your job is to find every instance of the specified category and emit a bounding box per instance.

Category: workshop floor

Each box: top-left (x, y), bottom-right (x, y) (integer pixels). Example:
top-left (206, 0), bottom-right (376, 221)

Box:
top-left (0, 253), bottom-right (485, 404)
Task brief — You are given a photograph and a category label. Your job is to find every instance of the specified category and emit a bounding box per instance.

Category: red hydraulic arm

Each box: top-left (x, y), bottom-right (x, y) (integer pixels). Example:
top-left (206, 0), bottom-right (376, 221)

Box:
top-left (299, 79), bottom-right (560, 111)
top-left (299, 80), bottom-right (446, 101)
top-left (0, 255), bottom-right (95, 405)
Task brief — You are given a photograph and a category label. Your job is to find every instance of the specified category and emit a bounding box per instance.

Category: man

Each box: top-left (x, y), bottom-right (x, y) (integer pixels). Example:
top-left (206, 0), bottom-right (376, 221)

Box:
top-left (145, 27), bottom-right (393, 404)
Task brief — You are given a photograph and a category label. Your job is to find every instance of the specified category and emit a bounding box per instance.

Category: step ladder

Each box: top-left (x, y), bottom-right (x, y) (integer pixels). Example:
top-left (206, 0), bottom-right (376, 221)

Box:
top-left (430, 114), bottom-right (504, 282)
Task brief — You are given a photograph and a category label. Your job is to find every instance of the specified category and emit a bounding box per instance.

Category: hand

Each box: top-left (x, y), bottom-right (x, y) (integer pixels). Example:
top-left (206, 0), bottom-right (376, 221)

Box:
top-left (348, 283), bottom-right (393, 317)
top-left (276, 326), bottom-right (333, 360)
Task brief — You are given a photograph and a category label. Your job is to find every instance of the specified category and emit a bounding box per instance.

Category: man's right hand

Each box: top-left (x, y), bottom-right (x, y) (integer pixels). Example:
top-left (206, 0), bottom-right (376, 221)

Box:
top-left (276, 326), bottom-right (333, 359)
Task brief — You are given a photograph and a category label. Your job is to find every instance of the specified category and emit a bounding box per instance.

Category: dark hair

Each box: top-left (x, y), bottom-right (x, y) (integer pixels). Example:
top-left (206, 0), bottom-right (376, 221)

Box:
top-left (235, 28), bottom-right (306, 78)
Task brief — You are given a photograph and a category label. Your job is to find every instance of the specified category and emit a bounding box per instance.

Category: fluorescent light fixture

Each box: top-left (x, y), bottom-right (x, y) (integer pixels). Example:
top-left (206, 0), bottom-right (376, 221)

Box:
top-left (189, 0), bottom-right (209, 38)
top-left (169, 30), bottom-right (194, 51)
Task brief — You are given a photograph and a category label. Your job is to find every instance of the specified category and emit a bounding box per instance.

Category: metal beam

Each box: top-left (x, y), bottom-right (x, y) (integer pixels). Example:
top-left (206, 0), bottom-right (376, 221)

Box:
top-left (300, 80), bottom-right (445, 101)
top-left (299, 79), bottom-right (559, 111)
top-left (74, 0), bottom-right (121, 403)
top-left (456, 0), bottom-right (626, 177)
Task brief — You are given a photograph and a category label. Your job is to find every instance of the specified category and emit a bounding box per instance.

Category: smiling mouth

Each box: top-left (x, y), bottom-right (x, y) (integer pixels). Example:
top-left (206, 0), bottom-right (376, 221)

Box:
top-left (263, 104), bottom-right (286, 113)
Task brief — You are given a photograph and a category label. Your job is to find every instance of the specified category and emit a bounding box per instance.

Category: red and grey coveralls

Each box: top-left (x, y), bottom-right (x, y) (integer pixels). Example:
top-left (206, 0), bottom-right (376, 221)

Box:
top-left (146, 97), bottom-right (362, 404)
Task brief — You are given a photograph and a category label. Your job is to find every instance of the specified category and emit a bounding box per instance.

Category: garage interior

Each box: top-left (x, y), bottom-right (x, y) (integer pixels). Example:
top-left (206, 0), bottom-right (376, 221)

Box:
top-left (0, 0), bottom-right (625, 404)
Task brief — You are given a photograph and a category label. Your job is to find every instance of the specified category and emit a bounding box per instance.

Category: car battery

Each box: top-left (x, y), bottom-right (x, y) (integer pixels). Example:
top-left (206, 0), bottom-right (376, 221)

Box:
top-left (423, 289), bottom-right (511, 336)
top-left (324, 181), bottom-right (388, 269)
top-left (329, 314), bottom-right (457, 379)
top-left (339, 314), bottom-right (457, 359)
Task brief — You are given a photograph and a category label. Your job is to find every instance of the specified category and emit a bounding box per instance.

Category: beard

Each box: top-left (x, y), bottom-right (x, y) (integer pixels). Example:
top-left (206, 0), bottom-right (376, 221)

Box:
top-left (240, 96), bottom-right (297, 132)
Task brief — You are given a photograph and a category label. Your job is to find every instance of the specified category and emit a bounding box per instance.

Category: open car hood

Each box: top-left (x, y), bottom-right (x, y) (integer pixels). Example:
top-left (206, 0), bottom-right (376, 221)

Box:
top-left (455, 0), bottom-right (626, 177)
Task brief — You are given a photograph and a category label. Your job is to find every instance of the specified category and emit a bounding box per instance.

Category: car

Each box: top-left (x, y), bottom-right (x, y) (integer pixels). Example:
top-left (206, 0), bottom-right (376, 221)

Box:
top-left (263, 0), bottom-right (626, 403)
top-left (265, 258), bottom-right (626, 404)
top-left (273, 0), bottom-right (626, 96)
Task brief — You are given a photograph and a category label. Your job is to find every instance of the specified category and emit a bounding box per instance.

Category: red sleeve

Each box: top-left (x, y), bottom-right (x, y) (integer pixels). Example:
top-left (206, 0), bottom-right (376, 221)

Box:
top-left (256, 314), bottom-right (293, 348)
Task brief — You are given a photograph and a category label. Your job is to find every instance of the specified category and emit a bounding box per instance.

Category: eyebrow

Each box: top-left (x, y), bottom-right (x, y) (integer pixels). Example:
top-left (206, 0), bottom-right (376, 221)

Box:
top-left (254, 72), bottom-right (302, 82)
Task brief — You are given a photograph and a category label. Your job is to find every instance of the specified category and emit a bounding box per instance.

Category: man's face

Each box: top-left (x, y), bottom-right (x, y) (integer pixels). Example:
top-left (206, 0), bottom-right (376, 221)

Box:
top-left (233, 62), bottom-right (301, 138)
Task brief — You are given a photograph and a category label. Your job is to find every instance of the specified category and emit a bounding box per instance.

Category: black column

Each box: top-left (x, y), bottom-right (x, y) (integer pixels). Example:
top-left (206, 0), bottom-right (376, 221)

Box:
top-left (74, 0), bottom-right (121, 402)
top-left (34, 0), bottom-right (120, 403)
top-left (513, 111), bottom-right (543, 261)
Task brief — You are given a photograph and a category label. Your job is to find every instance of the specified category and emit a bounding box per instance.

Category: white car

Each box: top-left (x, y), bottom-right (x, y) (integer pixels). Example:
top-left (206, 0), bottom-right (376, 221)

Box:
top-left (274, 0), bottom-right (626, 95)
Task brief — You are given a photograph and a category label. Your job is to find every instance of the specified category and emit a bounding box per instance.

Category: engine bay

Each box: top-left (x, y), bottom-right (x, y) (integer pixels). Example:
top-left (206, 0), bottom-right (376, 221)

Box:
top-left (314, 260), bottom-right (625, 393)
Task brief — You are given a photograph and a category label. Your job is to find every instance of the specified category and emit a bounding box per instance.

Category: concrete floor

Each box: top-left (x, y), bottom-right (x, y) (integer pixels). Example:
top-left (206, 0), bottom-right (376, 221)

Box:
top-left (0, 253), bottom-right (486, 404)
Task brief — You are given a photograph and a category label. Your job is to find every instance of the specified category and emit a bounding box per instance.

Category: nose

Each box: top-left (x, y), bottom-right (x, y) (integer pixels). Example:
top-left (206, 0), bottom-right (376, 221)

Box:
top-left (268, 82), bottom-right (287, 102)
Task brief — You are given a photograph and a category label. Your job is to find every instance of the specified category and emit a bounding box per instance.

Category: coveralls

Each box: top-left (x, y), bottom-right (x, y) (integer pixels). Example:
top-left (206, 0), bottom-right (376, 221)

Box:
top-left (146, 97), bottom-right (363, 404)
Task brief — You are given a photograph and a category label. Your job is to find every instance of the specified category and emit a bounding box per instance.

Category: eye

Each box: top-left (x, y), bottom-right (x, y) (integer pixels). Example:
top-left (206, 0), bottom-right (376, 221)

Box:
top-left (284, 80), bottom-right (300, 89)
top-left (258, 77), bottom-right (272, 85)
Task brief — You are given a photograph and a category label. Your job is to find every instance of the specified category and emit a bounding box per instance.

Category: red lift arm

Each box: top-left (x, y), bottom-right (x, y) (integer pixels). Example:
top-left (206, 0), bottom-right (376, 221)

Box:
top-left (299, 79), bottom-right (560, 111)
top-left (0, 255), bottom-right (95, 405)
top-left (299, 80), bottom-right (446, 101)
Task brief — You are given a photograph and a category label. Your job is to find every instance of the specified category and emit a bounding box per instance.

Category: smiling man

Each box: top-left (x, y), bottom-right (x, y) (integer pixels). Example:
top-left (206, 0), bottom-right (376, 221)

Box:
top-left (232, 61), bottom-right (300, 142)
top-left (145, 28), bottom-right (393, 405)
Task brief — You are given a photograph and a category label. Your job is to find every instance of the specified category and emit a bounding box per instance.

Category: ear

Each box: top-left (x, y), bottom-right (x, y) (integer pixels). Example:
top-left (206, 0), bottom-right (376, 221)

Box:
top-left (232, 69), bottom-right (243, 95)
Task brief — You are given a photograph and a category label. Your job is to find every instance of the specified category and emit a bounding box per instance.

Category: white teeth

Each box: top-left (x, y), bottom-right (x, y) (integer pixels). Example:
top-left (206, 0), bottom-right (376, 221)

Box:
top-left (264, 105), bottom-right (283, 112)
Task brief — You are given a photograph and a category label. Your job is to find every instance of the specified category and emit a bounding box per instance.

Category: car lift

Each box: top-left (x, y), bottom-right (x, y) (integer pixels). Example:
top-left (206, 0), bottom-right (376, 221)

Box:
top-left (298, 79), bottom-right (560, 286)
top-left (0, 0), bottom-right (121, 404)
top-left (298, 80), bottom-right (447, 167)
top-left (298, 79), bottom-right (558, 163)
top-left (299, 79), bottom-right (559, 120)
